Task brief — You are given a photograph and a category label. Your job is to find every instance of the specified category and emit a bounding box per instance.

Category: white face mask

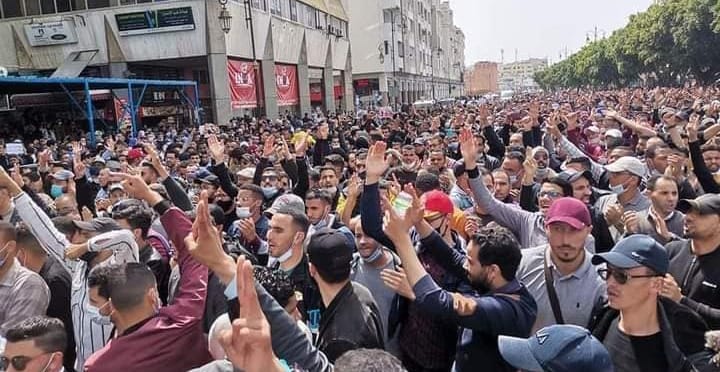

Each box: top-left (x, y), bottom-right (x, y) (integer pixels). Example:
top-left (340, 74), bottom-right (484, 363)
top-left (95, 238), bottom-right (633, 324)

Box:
top-left (275, 233), bottom-right (299, 263)
top-left (88, 301), bottom-right (113, 326)
top-left (609, 183), bottom-right (626, 195)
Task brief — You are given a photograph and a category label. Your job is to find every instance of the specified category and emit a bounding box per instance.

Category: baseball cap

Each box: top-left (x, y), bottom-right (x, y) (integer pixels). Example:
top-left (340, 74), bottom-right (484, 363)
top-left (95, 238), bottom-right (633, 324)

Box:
top-left (605, 156), bottom-right (646, 178)
top-left (545, 197), bottom-right (591, 230)
top-left (498, 324), bottom-right (613, 372)
top-left (72, 217), bottom-right (121, 234)
top-left (307, 228), bottom-right (354, 279)
top-left (51, 170), bottom-right (75, 181)
top-left (659, 107), bottom-right (676, 117)
top-left (423, 190), bottom-right (454, 217)
top-left (127, 148), bottom-right (144, 161)
top-left (198, 174), bottom-right (220, 187)
top-left (604, 129), bottom-right (623, 138)
top-left (414, 137), bottom-right (426, 146)
top-left (108, 183), bottom-right (124, 192)
top-left (677, 193), bottom-right (720, 215)
top-left (557, 169), bottom-right (593, 185)
top-left (236, 167), bottom-right (255, 180)
top-left (264, 193), bottom-right (306, 217)
top-left (592, 234), bottom-right (669, 275)
top-left (92, 156), bottom-right (106, 165)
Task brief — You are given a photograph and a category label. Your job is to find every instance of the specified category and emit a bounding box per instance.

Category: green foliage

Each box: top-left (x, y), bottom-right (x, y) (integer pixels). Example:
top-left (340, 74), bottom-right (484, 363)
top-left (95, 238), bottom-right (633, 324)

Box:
top-left (535, 0), bottom-right (720, 90)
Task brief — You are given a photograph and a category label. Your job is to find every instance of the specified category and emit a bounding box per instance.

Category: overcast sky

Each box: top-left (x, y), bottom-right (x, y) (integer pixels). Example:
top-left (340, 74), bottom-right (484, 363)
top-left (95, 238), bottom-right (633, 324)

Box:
top-left (450, 0), bottom-right (654, 66)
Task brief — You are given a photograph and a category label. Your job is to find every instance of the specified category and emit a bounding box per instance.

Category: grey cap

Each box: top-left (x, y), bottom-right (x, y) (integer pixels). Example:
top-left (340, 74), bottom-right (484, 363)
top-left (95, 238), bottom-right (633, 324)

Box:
top-left (605, 156), bottom-right (646, 178)
top-left (264, 193), bottom-right (306, 217)
top-left (72, 217), bottom-right (121, 234)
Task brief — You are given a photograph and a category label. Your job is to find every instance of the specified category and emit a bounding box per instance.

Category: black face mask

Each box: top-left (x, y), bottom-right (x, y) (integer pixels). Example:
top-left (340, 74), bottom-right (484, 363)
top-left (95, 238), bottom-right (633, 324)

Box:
top-left (79, 251), bottom-right (99, 264)
top-left (216, 199), bottom-right (234, 212)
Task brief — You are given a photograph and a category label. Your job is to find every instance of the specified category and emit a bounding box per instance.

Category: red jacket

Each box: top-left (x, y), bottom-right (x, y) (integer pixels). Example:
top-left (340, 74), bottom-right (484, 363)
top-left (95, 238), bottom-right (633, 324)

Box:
top-left (84, 207), bottom-right (211, 371)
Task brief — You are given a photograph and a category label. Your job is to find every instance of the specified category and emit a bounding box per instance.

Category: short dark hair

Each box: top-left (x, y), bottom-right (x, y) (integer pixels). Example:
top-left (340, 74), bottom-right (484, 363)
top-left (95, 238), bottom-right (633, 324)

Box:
top-left (254, 266), bottom-right (295, 308)
top-left (5, 316), bottom-right (67, 353)
top-left (415, 171), bottom-right (441, 194)
top-left (504, 150), bottom-right (525, 164)
top-left (471, 225), bottom-right (522, 281)
top-left (334, 348), bottom-right (406, 372)
top-left (566, 156), bottom-right (592, 171)
top-left (15, 224), bottom-right (44, 255)
top-left (0, 221), bottom-right (16, 242)
top-left (52, 216), bottom-right (78, 237)
top-left (319, 165), bottom-right (337, 176)
top-left (542, 177), bottom-right (573, 197)
top-left (278, 209), bottom-right (310, 234)
top-left (306, 189), bottom-right (334, 205)
top-left (88, 263), bottom-right (156, 311)
top-left (646, 174), bottom-right (679, 192)
top-left (111, 206), bottom-right (154, 239)
top-left (238, 184), bottom-right (264, 201)
top-left (646, 143), bottom-right (670, 160)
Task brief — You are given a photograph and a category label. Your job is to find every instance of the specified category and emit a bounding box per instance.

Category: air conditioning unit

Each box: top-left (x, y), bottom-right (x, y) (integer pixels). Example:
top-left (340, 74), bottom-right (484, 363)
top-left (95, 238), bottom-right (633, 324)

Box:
top-left (328, 25), bottom-right (335, 34)
top-left (336, 29), bottom-right (344, 37)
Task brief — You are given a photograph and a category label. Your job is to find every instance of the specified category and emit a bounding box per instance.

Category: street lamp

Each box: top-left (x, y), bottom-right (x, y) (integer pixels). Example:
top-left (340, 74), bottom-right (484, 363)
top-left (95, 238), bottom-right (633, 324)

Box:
top-left (218, 0), bottom-right (232, 34)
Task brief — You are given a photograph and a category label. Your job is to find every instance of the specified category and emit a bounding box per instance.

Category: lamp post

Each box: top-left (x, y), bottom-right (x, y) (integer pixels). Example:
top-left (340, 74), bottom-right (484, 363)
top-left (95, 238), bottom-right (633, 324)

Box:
top-left (218, 0), bottom-right (232, 34)
top-left (242, 0), bottom-right (263, 117)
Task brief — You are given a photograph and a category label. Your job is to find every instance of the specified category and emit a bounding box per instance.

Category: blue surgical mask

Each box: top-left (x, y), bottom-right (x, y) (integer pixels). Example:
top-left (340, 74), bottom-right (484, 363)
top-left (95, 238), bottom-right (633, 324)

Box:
top-left (262, 186), bottom-right (277, 199)
top-left (610, 183), bottom-right (626, 195)
top-left (50, 184), bottom-right (64, 199)
top-left (362, 246), bottom-right (384, 263)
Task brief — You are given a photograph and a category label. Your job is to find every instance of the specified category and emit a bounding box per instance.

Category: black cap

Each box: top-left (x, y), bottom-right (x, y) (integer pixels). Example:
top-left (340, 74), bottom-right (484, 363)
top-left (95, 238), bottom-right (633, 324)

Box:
top-left (208, 203), bottom-right (227, 226)
top-left (307, 228), bottom-right (354, 280)
top-left (677, 194), bottom-right (720, 215)
top-left (453, 159), bottom-right (467, 178)
top-left (558, 169), bottom-right (594, 185)
top-left (198, 174), bottom-right (220, 187)
top-left (72, 217), bottom-right (121, 234)
top-left (592, 235), bottom-right (669, 275)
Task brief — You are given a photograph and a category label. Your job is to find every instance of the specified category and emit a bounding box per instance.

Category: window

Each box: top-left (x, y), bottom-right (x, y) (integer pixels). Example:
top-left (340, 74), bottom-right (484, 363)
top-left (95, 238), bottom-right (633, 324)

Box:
top-left (71, 0), bottom-right (85, 10)
top-left (315, 10), bottom-right (326, 30)
top-left (289, 0), bottom-right (297, 21)
top-left (383, 9), bottom-right (392, 23)
top-left (87, 0), bottom-right (110, 9)
top-left (251, 0), bottom-right (266, 11)
top-left (384, 40), bottom-right (389, 55)
top-left (2, 0), bottom-right (24, 17)
top-left (25, 0), bottom-right (40, 15)
top-left (40, 0), bottom-right (54, 13)
top-left (398, 41), bottom-right (404, 58)
top-left (269, 0), bottom-right (281, 16)
top-left (56, 0), bottom-right (70, 11)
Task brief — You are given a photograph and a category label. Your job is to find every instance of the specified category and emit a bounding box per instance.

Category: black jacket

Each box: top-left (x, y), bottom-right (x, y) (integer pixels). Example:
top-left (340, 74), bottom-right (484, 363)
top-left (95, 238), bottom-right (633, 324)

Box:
top-left (667, 240), bottom-right (720, 329)
top-left (590, 297), bottom-right (711, 372)
top-left (316, 281), bottom-right (384, 363)
top-left (139, 243), bottom-right (171, 305)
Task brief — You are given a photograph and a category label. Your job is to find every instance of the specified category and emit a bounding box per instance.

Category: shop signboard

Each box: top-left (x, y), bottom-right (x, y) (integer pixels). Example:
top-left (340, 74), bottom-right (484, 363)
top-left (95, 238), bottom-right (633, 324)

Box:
top-left (228, 60), bottom-right (258, 109)
top-left (116, 7), bottom-right (195, 36)
top-left (24, 20), bottom-right (79, 46)
top-left (275, 64), bottom-right (299, 106)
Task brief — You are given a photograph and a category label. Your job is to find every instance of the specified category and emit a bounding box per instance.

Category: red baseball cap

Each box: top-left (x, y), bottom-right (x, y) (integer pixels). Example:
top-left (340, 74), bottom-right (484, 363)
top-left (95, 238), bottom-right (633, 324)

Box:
top-left (423, 190), bottom-right (454, 217)
top-left (127, 148), bottom-right (144, 160)
top-left (545, 197), bottom-right (591, 230)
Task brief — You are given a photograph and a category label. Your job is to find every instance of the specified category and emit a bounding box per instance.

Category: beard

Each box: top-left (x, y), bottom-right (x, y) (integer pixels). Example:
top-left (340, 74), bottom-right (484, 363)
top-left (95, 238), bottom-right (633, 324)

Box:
top-left (469, 271), bottom-right (491, 294)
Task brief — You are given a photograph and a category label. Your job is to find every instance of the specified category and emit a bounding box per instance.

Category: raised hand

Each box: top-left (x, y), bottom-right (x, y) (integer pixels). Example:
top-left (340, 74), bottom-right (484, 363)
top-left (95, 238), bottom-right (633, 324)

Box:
top-left (522, 147), bottom-right (538, 184)
top-left (365, 141), bottom-right (389, 184)
top-left (120, 173), bottom-right (153, 201)
top-left (687, 113), bottom-right (700, 142)
top-left (346, 173), bottom-right (362, 199)
top-left (185, 190), bottom-right (226, 270)
top-left (261, 136), bottom-right (275, 159)
top-left (294, 132), bottom-right (309, 156)
top-left (207, 134), bottom-right (226, 164)
top-left (380, 268), bottom-right (415, 300)
top-left (459, 128), bottom-right (478, 169)
top-left (219, 256), bottom-right (279, 372)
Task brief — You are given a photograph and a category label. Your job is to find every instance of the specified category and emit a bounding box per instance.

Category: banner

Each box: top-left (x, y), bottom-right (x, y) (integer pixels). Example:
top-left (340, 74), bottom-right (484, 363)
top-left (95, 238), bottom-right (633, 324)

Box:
top-left (228, 60), bottom-right (258, 109)
top-left (310, 83), bottom-right (323, 102)
top-left (275, 64), bottom-right (299, 106)
top-left (116, 7), bottom-right (195, 36)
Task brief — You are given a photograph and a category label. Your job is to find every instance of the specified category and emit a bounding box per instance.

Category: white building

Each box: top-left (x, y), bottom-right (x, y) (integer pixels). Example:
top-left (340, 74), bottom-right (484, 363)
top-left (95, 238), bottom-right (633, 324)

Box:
top-left (344, 0), bottom-right (464, 109)
top-left (0, 0), bottom-right (353, 125)
top-left (499, 57), bottom-right (548, 92)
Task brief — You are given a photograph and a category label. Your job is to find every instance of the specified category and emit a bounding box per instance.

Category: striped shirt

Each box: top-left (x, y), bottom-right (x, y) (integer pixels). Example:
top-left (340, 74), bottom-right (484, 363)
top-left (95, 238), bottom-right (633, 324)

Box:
top-left (13, 193), bottom-right (139, 370)
top-left (0, 259), bottom-right (50, 335)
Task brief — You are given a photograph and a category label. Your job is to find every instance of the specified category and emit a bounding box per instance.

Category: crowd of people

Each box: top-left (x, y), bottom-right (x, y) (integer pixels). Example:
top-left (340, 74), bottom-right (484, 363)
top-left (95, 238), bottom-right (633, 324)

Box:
top-left (2, 86), bottom-right (720, 371)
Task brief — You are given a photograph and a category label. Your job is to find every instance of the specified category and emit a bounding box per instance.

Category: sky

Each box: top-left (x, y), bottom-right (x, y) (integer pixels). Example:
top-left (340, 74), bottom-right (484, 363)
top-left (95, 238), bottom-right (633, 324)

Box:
top-left (450, 0), bottom-right (655, 66)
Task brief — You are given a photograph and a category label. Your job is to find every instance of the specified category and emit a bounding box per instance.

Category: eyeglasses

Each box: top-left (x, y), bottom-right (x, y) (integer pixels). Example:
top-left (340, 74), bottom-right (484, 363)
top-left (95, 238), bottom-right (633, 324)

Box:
top-left (538, 191), bottom-right (563, 198)
top-left (1, 354), bottom-right (47, 371)
top-left (597, 267), bottom-right (660, 285)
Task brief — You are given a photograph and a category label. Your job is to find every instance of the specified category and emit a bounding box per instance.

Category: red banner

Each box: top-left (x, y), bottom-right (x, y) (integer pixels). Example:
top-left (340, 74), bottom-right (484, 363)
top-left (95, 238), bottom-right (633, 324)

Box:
top-left (228, 59), bottom-right (258, 109)
top-left (275, 64), bottom-right (299, 106)
top-left (310, 83), bottom-right (323, 102)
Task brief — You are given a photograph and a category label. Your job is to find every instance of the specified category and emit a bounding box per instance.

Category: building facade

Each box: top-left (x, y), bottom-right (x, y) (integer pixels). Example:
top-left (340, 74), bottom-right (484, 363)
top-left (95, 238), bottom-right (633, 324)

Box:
top-left (465, 61), bottom-right (498, 95)
top-left (498, 57), bottom-right (547, 92)
top-left (0, 0), bottom-right (353, 126)
top-left (345, 0), bottom-right (464, 109)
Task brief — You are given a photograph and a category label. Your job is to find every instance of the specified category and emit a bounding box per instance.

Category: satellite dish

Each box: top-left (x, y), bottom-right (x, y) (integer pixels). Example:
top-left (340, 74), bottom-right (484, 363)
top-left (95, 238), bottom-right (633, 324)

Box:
top-left (0, 66), bottom-right (7, 77)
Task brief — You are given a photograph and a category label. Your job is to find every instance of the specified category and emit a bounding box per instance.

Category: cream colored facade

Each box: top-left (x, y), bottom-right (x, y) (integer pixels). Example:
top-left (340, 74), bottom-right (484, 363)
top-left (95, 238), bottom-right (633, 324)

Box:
top-left (0, 0), bottom-right (353, 124)
top-left (345, 0), bottom-right (464, 109)
top-left (499, 57), bottom-right (547, 92)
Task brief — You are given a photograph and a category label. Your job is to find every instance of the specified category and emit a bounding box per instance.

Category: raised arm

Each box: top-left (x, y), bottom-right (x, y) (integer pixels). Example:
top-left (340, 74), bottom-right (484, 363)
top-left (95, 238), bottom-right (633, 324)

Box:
top-left (361, 142), bottom-right (396, 250)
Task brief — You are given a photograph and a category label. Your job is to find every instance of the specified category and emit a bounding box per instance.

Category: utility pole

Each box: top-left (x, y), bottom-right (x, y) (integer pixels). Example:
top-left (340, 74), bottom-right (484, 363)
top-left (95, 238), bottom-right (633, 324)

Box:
top-left (244, 0), bottom-right (263, 117)
top-left (390, 7), bottom-right (397, 110)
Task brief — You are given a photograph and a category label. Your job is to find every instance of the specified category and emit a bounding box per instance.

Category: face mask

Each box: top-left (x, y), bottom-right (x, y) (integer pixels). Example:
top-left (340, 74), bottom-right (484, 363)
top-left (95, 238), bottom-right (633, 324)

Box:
top-left (88, 302), bottom-right (113, 326)
top-left (276, 233), bottom-right (299, 263)
top-left (509, 175), bottom-right (518, 184)
top-left (536, 167), bottom-right (548, 179)
top-left (609, 183), bottom-right (626, 195)
top-left (50, 184), bottom-right (64, 199)
top-left (262, 186), bottom-right (278, 199)
top-left (236, 206), bottom-right (251, 219)
top-left (321, 187), bottom-right (338, 196)
top-left (362, 246), bottom-right (384, 263)
top-left (40, 353), bottom-right (55, 372)
top-left (216, 199), bottom-right (233, 211)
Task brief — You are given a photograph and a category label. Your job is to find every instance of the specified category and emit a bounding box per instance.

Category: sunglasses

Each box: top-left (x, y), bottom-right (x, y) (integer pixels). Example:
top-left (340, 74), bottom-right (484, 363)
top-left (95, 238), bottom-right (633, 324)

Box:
top-left (538, 190), bottom-right (563, 198)
top-left (597, 267), bottom-right (659, 285)
top-left (1, 354), bottom-right (46, 371)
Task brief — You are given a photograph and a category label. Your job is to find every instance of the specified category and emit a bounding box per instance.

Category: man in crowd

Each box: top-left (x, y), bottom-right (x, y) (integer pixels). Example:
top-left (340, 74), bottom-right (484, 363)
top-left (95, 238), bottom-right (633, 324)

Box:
top-left (1, 316), bottom-right (67, 372)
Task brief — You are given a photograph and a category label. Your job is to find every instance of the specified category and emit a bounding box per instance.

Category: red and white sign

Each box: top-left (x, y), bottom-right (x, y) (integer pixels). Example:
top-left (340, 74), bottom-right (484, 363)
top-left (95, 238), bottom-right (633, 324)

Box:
top-left (228, 59), bottom-right (258, 108)
top-left (275, 64), bottom-right (299, 106)
top-left (310, 83), bottom-right (323, 102)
